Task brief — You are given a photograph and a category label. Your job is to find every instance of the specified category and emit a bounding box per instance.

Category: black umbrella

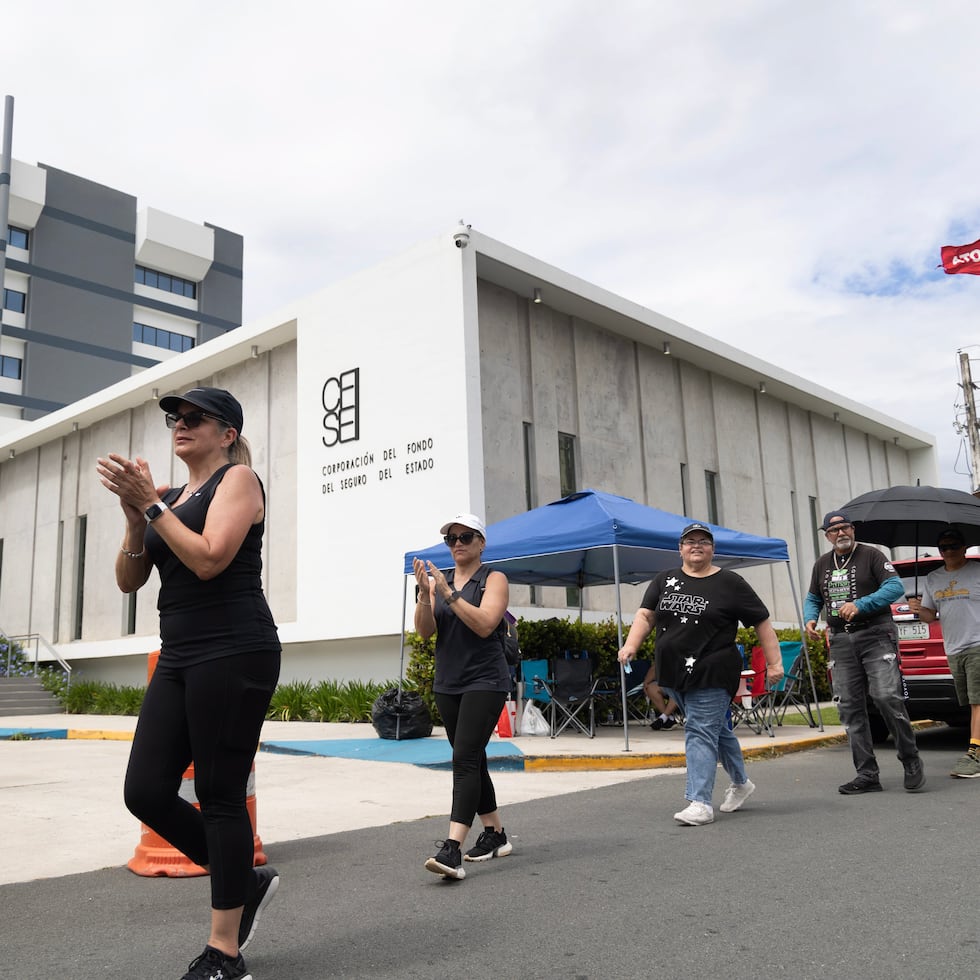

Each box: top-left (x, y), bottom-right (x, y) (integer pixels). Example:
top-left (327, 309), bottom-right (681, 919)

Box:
top-left (840, 484), bottom-right (980, 549)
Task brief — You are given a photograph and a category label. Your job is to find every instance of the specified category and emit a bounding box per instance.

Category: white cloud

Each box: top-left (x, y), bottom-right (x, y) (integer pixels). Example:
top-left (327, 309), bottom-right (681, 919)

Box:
top-left (6, 0), bottom-right (980, 488)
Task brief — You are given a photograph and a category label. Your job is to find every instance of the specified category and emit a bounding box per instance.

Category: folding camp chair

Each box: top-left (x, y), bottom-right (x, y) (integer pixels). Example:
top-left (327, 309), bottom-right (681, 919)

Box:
top-left (594, 659), bottom-right (651, 725)
top-left (771, 641), bottom-right (817, 727)
top-left (519, 658), bottom-right (552, 731)
top-left (539, 653), bottom-right (599, 738)
top-left (729, 646), bottom-right (775, 737)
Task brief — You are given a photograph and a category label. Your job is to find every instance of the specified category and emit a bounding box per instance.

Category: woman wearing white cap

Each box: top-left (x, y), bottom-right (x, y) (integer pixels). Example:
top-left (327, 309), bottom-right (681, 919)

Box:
top-left (414, 513), bottom-right (514, 880)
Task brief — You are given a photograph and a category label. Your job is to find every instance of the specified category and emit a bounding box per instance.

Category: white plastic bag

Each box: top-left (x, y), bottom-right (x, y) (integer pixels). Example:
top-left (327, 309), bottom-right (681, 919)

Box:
top-left (520, 701), bottom-right (550, 736)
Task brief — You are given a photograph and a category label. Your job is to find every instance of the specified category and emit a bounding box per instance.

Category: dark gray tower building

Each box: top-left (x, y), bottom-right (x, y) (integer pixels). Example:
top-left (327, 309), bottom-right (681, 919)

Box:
top-left (1, 159), bottom-right (242, 421)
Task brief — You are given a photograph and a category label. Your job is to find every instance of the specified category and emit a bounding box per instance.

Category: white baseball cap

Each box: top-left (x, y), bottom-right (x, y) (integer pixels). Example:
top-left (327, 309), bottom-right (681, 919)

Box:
top-left (439, 513), bottom-right (487, 540)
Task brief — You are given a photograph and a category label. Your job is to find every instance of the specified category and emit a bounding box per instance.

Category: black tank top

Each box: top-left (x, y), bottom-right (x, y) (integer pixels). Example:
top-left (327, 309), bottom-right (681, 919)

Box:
top-left (432, 564), bottom-right (510, 694)
top-left (145, 463), bottom-right (281, 667)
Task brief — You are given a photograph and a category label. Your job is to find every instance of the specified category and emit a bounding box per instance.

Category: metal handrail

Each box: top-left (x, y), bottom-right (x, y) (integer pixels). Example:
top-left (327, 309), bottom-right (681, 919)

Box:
top-left (2, 631), bottom-right (72, 689)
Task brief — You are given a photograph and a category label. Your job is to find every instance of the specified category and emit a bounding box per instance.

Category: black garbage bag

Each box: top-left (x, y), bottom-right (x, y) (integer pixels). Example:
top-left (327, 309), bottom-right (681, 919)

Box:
top-left (371, 688), bottom-right (433, 740)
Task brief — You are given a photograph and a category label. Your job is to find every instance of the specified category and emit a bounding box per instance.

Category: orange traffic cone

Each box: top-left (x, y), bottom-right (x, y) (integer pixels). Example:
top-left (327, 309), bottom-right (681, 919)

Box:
top-left (127, 652), bottom-right (267, 877)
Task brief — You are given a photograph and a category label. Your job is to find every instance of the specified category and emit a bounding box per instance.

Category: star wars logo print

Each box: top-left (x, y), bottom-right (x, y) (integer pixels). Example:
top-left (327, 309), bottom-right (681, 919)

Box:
top-left (659, 575), bottom-right (708, 619)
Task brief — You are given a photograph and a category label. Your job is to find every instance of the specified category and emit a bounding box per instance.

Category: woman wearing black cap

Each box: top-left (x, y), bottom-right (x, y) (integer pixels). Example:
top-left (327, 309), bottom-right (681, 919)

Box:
top-left (97, 387), bottom-right (281, 980)
top-left (618, 522), bottom-right (784, 826)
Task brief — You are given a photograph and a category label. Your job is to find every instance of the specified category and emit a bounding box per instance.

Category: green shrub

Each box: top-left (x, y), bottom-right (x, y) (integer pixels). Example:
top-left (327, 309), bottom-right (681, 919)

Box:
top-left (267, 680), bottom-right (314, 721)
top-left (0, 633), bottom-right (30, 678)
top-left (404, 617), bottom-right (830, 708)
top-left (404, 631), bottom-right (438, 723)
top-left (61, 679), bottom-right (145, 715)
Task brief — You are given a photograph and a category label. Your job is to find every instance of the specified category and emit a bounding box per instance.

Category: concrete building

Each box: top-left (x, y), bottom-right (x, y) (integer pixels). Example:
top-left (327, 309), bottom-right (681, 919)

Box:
top-left (0, 227), bottom-right (937, 686)
top-left (1, 158), bottom-right (242, 423)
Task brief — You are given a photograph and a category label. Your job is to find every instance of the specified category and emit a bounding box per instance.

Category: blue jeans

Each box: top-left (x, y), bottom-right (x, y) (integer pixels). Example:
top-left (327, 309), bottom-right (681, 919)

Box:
top-left (828, 625), bottom-right (918, 778)
top-left (663, 686), bottom-right (748, 805)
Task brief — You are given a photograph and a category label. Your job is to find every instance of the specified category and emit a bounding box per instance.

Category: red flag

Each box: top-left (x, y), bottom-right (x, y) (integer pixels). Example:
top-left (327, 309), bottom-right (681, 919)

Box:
top-left (941, 237), bottom-right (980, 275)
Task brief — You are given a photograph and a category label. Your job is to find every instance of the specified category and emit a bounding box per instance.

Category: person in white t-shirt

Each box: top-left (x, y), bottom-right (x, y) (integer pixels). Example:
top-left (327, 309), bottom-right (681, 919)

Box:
top-left (909, 527), bottom-right (980, 778)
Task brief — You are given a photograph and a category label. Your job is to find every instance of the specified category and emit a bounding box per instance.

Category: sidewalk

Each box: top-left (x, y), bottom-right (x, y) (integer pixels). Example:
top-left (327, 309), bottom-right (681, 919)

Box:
top-left (1, 707), bottom-right (846, 768)
top-left (0, 709), bottom-right (847, 886)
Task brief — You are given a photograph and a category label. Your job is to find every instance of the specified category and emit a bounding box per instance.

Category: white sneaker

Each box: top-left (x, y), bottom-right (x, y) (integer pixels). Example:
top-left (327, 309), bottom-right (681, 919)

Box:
top-left (673, 801), bottom-right (714, 825)
top-left (720, 779), bottom-right (756, 812)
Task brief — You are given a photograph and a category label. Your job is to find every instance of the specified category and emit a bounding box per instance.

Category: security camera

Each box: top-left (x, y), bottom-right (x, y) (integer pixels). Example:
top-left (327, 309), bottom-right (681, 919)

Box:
top-left (453, 220), bottom-right (471, 248)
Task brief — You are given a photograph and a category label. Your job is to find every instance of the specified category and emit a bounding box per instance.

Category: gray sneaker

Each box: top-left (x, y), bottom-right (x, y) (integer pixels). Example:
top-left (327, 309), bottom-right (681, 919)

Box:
top-left (720, 779), bottom-right (756, 812)
top-left (951, 749), bottom-right (980, 779)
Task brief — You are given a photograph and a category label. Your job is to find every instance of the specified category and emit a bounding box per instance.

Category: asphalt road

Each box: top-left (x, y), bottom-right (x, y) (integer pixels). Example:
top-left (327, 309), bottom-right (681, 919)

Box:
top-left (3, 725), bottom-right (975, 979)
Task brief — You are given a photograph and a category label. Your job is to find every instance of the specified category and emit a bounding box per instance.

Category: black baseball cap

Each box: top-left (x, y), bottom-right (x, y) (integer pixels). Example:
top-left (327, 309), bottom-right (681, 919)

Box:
top-left (680, 522), bottom-right (714, 543)
top-left (159, 387), bottom-right (244, 435)
top-left (821, 511), bottom-right (852, 531)
top-left (936, 526), bottom-right (965, 547)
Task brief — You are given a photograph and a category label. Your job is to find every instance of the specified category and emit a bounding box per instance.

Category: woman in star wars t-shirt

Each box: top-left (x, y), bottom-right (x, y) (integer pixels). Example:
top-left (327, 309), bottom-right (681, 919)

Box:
top-left (618, 523), bottom-right (783, 826)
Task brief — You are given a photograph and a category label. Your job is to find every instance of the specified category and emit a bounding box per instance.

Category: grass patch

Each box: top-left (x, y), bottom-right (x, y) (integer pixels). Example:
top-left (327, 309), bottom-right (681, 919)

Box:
top-left (778, 705), bottom-right (839, 726)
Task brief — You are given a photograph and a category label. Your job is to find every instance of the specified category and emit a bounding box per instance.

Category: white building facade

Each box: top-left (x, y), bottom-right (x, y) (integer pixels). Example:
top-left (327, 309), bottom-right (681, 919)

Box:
top-left (0, 229), bottom-right (937, 685)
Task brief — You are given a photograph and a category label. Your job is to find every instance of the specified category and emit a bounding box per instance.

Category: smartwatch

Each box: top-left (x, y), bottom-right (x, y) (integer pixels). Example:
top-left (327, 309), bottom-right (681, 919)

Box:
top-left (144, 501), bottom-right (170, 523)
top-left (445, 590), bottom-right (461, 605)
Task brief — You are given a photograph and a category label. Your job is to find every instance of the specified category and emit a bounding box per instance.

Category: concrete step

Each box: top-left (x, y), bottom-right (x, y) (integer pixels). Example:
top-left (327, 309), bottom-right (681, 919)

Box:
top-left (0, 677), bottom-right (61, 716)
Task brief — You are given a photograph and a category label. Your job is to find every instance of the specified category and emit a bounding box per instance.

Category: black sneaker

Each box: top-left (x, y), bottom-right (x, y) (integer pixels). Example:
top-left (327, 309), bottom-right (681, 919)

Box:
top-left (903, 757), bottom-right (926, 792)
top-left (649, 717), bottom-right (665, 731)
top-left (239, 864), bottom-right (279, 952)
top-left (425, 839), bottom-right (465, 879)
top-left (464, 827), bottom-right (513, 862)
top-left (661, 716), bottom-right (677, 730)
top-left (838, 775), bottom-right (883, 795)
top-left (181, 945), bottom-right (251, 980)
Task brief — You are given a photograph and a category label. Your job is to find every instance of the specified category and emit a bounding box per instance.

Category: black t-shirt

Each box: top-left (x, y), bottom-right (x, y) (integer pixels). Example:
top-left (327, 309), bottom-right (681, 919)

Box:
top-left (640, 567), bottom-right (770, 696)
top-left (432, 565), bottom-right (510, 695)
top-left (145, 463), bottom-right (280, 667)
top-left (807, 544), bottom-right (897, 631)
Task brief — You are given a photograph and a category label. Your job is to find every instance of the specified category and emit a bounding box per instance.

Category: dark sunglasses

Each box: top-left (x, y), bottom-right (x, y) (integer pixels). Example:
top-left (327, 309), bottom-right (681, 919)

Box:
top-left (444, 531), bottom-right (479, 546)
top-left (938, 541), bottom-right (965, 552)
top-left (165, 410), bottom-right (228, 430)
top-left (826, 524), bottom-right (853, 534)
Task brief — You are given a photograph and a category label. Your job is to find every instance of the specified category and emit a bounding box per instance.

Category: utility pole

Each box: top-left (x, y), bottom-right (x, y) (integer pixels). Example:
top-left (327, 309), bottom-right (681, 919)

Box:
top-left (960, 349), bottom-right (980, 495)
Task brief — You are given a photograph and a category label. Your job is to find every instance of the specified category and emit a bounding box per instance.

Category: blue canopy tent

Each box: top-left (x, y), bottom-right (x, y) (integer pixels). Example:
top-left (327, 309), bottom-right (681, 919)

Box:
top-left (401, 489), bottom-right (821, 748)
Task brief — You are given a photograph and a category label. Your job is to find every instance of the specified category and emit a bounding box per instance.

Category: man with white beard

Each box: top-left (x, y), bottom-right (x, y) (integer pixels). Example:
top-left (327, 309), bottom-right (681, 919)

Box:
top-left (804, 511), bottom-right (924, 795)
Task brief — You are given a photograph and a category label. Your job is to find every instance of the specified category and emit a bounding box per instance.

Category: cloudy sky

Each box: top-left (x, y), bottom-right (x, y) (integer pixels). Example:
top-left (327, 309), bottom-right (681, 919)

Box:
top-left (6, 1), bottom-right (980, 488)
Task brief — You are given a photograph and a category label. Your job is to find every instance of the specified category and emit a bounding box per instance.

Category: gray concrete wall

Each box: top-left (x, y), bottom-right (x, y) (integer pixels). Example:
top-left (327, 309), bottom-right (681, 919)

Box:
top-left (0, 348), bottom-right (296, 656)
top-left (199, 224), bottom-right (244, 340)
top-left (474, 280), bottom-right (926, 624)
top-left (24, 168), bottom-right (138, 414)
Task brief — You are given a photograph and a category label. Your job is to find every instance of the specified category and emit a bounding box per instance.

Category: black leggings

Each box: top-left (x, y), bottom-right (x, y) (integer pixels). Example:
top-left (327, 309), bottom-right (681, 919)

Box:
top-left (435, 690), bottom-right (507, 827)
top-left (124, 651), bottom-right (280, 909)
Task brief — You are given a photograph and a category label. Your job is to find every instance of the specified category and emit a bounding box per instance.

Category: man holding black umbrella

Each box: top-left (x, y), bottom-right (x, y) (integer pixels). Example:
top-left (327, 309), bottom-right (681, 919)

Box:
top-left (804, 511), bottom-right (925, 795)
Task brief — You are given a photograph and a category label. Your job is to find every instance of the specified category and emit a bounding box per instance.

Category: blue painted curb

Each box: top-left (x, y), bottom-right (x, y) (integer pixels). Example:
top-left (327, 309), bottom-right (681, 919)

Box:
top-left (260, 737), bottom-right (527, 770)
top-left (0, 728), bottom-right (67, 740)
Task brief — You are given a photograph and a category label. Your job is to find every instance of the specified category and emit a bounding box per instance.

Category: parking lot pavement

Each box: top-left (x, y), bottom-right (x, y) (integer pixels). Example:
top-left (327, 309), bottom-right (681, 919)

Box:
top-left (1, 711), bottom-right (847, 885)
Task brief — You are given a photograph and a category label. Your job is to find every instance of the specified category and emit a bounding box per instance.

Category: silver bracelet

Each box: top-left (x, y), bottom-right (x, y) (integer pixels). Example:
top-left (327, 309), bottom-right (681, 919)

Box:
top-left (120, 545), bottom-right (145, 559)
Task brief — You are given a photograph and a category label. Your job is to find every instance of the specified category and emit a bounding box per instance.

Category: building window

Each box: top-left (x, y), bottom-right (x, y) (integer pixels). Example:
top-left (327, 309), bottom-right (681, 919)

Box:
top-left (809, 496), bottom-right (822, 558)
top-left (558, 433), bottom-right (577, 498)
top-left (133, 322), bottom-right (195, 353)
top-left (704, 470), bottom-right (719, 523)
top-left (125, 592), bottom-right (137, 636)
top-left (73, 516), bottom-right (87, 641)
top-left (7, 226), bottom-right (29, 249)
top-left (558, 433), bottom-right (579, 605)
top-left (523, 423), bottom-right (537, 605)
top-left (680, 462), bottom-right (689, 516)
top-left (3, 288), bottom-right (27, 314)
top-left (135, 265), bottom-right (197, 299)
top-left (0, 354), bottom-right (23, 380)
